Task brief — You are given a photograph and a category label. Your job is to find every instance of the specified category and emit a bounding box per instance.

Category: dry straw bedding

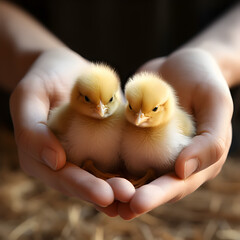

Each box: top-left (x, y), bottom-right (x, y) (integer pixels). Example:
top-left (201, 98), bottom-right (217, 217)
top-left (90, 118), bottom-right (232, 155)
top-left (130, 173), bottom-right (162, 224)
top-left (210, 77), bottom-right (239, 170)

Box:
top-left (0, 125), bottom-right (240, 240)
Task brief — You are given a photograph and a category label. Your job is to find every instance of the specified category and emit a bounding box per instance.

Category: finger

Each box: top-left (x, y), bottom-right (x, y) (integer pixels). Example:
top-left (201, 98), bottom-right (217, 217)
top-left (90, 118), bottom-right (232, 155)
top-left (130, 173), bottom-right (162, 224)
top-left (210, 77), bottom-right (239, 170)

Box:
top-left (106, 177), bottom-right (135, 203)
top-left (130, 173), bottom-right (183, 215)
top-left (95, 201), bottom-right (119, 217)
top-left (130, 172), bottom-right (207, 215)
top-left (117, 202), bottom-right (138, 220)
top-left (19, 152), bottom-right (114, 207)
top-left (175, 88), bottom-right (233, 179)
top-left (10, 81), bottom-right (66, 170)
top-left (53, 163), bottom-right (115, 207)
top-left (130, 142), bottom-right (229, 215)
top-left (194, 81), bottom-right (233, 141)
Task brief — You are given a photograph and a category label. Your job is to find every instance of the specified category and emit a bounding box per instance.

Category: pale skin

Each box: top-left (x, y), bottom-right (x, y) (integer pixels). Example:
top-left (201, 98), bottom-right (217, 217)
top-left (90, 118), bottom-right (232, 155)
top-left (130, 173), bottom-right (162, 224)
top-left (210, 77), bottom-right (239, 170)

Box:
top-left (1, 1), bottom-right (239, 219)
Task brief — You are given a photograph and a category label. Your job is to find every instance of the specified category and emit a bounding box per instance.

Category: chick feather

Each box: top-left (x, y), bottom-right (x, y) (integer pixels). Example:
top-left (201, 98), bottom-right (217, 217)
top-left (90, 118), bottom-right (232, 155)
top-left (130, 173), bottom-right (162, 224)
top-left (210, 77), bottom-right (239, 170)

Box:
top-left (48, 63), bottom-right (125, 174)
top-left (121, 72), bottom-right (195, 181)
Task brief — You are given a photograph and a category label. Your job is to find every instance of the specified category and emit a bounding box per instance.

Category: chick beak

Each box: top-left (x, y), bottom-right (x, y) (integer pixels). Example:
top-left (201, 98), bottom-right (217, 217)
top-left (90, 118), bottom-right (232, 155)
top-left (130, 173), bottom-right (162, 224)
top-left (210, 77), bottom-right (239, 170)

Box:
top-left (96, 101), bottom-right (107, 118)
top-left (135, 110), bottom-right (148, 126)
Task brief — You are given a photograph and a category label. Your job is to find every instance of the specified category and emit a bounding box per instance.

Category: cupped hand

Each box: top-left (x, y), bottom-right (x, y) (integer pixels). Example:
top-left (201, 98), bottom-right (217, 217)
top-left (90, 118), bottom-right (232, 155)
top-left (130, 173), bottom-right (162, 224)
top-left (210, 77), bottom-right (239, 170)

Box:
top-left (100, 48), bottom-right (233, 219)
top-left (10, 48), bottom-right (117, 207)
top-left (143, 48), bottom-right (233, 179)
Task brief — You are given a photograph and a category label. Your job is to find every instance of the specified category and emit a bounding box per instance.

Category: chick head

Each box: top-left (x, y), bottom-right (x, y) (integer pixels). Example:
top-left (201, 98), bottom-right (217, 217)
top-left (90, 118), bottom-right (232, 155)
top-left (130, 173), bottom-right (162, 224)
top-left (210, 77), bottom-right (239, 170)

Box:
top-left (125, 72), bottom-right (176, 127)
top-left (70, 63), bottom-right (121, 119)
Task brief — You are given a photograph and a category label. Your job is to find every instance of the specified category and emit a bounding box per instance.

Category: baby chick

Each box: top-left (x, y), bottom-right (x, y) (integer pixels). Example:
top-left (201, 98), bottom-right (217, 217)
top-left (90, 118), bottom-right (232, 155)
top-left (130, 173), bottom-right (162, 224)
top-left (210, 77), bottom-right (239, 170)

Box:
top-left (121, 72), bottom-right (195, 186)
top-left (48, 63), bottom-right (125, 177)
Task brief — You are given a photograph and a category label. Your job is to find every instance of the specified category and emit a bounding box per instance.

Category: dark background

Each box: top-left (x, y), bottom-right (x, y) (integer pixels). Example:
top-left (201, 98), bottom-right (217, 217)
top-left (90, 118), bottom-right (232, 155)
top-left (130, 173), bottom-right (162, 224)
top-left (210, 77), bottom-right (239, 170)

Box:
top-left (2, 0), bottom-right (240, 153)
top-left (8, 0), bottom-right (239, 81)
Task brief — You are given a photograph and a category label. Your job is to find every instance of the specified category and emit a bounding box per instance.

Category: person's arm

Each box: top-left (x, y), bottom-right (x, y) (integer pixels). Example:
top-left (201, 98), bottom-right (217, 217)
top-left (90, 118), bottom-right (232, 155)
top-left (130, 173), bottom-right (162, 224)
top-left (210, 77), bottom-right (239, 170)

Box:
top-left (0, 1), bottom-right (66, 91)
top-left (185, 2), bottom-right (240, 87)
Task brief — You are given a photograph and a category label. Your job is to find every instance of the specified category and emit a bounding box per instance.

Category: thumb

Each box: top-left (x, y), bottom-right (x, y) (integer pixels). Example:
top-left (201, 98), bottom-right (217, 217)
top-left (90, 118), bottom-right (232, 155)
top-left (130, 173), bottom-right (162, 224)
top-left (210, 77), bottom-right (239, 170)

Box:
top-left (16, 123), bottom-right (66, 170)
top-left (175, 133), bottom-right (226, 179)
top-left (10, 82), bottom-right (66, 170)
top-left (175, 86), bottom-right (233, 179)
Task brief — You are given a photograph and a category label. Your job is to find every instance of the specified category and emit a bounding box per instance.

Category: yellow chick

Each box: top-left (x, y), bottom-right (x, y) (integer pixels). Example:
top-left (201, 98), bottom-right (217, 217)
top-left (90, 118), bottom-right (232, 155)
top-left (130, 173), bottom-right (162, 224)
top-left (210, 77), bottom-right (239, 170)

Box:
top-left (121, 72), bottom-right (195, 186)
top-left (48, 63), bottom-right (125, 177)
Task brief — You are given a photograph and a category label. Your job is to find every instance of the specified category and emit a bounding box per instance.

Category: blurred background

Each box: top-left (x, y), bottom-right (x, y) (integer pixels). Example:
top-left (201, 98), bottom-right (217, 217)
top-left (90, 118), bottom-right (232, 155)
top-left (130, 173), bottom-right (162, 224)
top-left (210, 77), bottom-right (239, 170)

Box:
top-left (5, 0), bottom-right (239, 81)
top-left (1, 0), bottom-right (240, 239)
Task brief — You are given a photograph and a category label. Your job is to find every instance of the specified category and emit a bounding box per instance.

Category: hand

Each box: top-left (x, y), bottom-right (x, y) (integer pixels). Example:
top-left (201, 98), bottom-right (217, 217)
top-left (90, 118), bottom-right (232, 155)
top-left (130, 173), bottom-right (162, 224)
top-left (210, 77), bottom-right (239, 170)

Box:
top-left (142, 48), bottom-right (233, 179)
top-left (98, 48), bottom-right (233, 219)
top-left (9, 48), bottom-right (117, 207)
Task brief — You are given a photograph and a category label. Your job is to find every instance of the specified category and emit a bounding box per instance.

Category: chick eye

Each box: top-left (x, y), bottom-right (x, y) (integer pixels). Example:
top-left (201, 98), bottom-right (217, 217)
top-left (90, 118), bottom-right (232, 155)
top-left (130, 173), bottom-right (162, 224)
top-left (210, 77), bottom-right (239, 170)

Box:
top-left (152, 106), bottom-right (158, 112)
top-left (129, 104), bottom-right (132, 110)
top-left (109, 96), bottom-right (113, 103)
top-left (85, 96), bottom-right (90, 102)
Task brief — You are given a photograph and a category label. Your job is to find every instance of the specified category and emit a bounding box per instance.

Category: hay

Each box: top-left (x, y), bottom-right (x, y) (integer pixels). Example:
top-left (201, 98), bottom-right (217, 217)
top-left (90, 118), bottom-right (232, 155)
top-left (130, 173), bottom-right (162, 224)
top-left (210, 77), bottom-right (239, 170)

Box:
top-left (1, 124), bottom-right (240, 240)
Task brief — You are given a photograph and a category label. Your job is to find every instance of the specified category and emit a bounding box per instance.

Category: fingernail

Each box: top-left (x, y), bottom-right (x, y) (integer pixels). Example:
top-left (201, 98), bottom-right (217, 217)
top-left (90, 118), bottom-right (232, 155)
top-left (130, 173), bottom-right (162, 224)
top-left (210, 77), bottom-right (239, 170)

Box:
top-left (41, 147), bottom-right (57, 170)
top-left (184, 158), bottom-right (199, 179)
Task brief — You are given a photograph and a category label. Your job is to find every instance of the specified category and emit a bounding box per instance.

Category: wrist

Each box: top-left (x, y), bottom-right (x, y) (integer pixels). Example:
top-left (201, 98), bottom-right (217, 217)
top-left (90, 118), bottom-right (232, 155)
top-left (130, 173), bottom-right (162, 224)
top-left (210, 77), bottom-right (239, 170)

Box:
top-left (202, 44), bottom-right (239, 88)
top-left (186, 44), bottom-right (240, 87)
top-left (168, 47), bottom-right (239, 87)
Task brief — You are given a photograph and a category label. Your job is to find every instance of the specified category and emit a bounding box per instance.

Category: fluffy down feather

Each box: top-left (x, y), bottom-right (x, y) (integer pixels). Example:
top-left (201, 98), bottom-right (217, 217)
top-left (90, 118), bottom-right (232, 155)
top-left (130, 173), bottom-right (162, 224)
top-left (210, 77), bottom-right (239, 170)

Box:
top-left (48, 63), bottom-right (125, 174)
top-left (121, 72), bottom-right (195, 180)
